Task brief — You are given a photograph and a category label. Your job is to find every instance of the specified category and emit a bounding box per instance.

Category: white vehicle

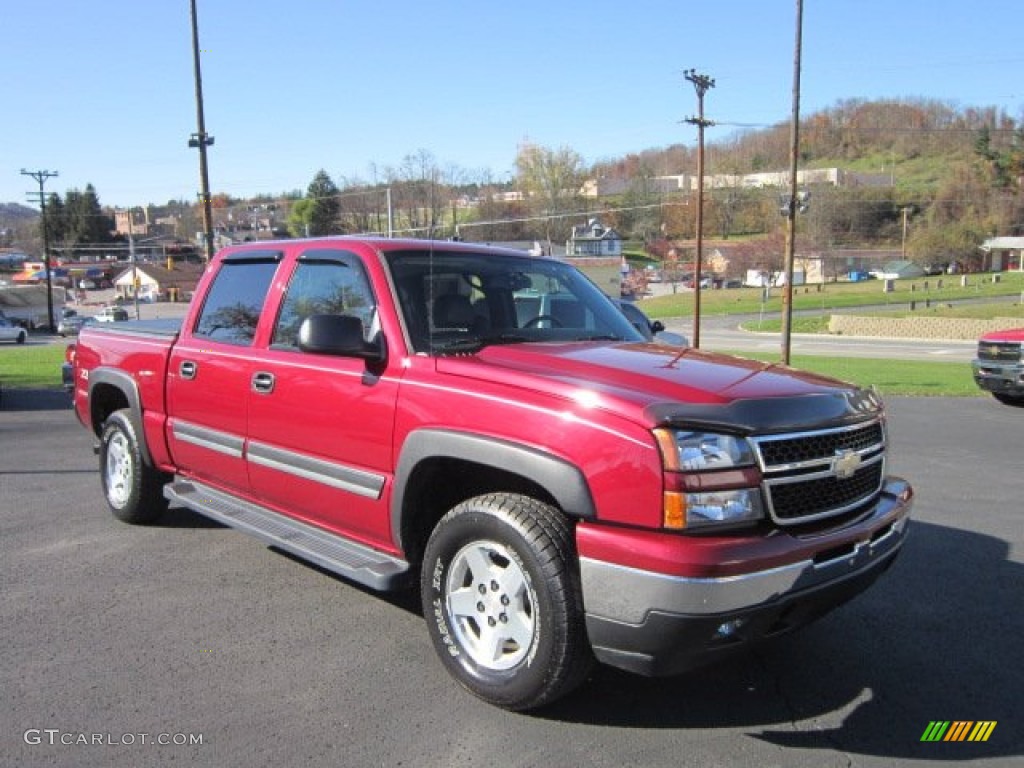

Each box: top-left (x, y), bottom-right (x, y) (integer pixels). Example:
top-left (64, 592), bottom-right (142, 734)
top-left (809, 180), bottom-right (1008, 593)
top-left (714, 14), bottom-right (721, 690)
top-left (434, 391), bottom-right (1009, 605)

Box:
top-left (0, 315), bottom-right (28, 344)
top-left (95, 306), bottom-right (129, 323)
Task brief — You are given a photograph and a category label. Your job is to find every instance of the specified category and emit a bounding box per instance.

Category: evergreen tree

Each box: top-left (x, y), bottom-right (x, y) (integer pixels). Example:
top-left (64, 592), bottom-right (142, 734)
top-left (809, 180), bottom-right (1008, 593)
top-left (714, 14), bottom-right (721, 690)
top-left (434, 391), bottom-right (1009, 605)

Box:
top-left (305, 170), bottom-right (340, 236)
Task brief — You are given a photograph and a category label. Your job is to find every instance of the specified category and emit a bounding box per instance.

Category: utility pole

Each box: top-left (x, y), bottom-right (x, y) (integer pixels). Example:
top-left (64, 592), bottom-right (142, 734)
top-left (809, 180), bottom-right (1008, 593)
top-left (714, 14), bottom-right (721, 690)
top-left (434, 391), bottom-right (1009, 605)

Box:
top-left (684, 69), bottom-right (715, 349)
top-left (126, 210), bottom-right (141, 320)
top-left (780, 0), bottom-right (804, 365)
top-left (20, 168), bottom-right (59, 331)
top-left (188, 0), bottom-right (215, 262)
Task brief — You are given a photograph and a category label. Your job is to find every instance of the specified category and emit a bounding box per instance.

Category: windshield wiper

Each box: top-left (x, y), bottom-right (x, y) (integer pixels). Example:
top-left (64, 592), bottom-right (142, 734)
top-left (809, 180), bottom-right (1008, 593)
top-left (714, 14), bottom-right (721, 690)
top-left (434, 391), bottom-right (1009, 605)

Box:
top-left (574, 333), bottom-right (622, 342)
top-left (433, 333), bottom-right (530, 354)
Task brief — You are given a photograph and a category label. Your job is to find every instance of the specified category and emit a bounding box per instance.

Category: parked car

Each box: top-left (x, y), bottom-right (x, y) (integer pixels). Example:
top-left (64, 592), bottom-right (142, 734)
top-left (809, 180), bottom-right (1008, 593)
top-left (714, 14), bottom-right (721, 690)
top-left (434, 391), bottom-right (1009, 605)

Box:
top-left (971, 328), bottom-right (1024, 406)
top-left (615, 300), bottom-right (688, 346)
top-left (0, 315), bottom-right (28, 344)
top-left (58, 315), bottom-right (97, 337)
top-left (94, 306), bottom-right (129, 323)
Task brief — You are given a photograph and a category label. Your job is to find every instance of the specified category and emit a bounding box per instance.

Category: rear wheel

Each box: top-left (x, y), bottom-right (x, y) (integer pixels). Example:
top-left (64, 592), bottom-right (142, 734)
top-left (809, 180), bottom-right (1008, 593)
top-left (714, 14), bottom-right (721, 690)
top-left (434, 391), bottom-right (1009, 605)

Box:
top-left (99, 410), bottom-right (168, 524)
top-left (421, 493), bottom-right (592, 710)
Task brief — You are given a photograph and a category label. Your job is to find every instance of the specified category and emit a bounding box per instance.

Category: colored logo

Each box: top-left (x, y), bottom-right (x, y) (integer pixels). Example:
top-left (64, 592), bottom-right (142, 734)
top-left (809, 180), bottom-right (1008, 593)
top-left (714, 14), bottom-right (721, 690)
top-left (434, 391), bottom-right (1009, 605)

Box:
top-left (920, 721), bottom-right (997, 742)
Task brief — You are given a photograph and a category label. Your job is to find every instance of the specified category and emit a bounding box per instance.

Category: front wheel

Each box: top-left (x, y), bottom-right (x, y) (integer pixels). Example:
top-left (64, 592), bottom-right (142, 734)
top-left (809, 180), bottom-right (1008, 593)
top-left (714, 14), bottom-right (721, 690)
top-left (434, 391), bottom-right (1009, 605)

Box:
top-left (993, 392), bottom-right (1024, 407)
top-left (99, 410), bottom-right (168, 524)
top-left (421, 493), bottom-right (592, 711)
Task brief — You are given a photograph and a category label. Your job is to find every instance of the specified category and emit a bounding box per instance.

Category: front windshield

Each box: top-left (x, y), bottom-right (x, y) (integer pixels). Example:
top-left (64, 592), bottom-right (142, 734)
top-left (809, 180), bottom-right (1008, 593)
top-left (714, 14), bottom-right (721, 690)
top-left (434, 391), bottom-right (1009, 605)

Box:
top-left (385, 249), bottom-right (644, 354)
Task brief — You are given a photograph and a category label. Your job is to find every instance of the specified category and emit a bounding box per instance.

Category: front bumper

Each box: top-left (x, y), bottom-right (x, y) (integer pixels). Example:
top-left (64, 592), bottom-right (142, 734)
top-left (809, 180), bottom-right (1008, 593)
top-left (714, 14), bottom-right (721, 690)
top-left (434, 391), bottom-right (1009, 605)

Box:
top-left (578, 477), bottom-right (912, 677)
top-left (972, 360), bottom-right (1024, 397)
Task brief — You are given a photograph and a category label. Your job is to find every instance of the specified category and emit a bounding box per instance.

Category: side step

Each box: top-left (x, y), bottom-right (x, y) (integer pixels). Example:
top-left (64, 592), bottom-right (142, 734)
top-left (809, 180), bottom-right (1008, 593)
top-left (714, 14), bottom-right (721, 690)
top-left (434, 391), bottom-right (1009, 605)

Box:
top-left (164, 479), bottom-right (411, 591)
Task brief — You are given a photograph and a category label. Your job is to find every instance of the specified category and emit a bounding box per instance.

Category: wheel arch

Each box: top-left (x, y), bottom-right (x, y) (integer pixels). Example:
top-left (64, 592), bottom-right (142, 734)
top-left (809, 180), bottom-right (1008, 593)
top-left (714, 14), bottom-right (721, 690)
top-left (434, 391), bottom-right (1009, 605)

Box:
top-left (392, 429), bottom-right (596, 566)
top-left (88, 367), bottom-right (153, 467)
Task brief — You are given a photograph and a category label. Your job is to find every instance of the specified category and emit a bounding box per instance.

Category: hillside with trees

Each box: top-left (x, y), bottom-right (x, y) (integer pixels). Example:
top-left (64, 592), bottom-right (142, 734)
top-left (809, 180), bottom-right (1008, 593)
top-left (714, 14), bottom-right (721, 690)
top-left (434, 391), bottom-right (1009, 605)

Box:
top-left (7, 99), bottom-right (1021, 275)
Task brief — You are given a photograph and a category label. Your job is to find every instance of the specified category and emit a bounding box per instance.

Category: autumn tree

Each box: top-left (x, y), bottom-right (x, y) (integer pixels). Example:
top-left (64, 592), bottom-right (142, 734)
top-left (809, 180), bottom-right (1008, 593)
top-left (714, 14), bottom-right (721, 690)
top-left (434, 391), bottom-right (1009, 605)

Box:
top-left (515, 142), bottom-right (585, 245)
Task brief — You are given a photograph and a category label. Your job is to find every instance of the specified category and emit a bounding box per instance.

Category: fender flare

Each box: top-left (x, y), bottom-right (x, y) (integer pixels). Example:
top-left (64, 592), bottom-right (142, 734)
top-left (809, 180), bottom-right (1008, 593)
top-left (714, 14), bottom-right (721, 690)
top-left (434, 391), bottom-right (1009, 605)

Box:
top-left (391, 428), bottom-right (596, 548)
top-left (88, 367), bottom-right (153, 467)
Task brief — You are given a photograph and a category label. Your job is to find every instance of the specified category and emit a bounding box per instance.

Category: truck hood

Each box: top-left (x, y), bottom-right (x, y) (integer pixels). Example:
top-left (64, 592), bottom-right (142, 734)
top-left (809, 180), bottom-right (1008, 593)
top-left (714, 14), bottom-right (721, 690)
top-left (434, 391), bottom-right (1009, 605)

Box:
top-left (980, 328), bottom-right (1024, 342)
top-left (435, 341), bottom-right (883, 434)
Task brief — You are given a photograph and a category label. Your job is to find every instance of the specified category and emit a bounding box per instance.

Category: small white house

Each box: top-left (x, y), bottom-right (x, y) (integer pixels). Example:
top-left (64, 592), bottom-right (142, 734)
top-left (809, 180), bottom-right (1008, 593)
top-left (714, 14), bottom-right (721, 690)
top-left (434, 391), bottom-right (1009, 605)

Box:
top-left (566, 218), bottom-right (622, 257)
top-left (112, 263), bottom-right (205, 303)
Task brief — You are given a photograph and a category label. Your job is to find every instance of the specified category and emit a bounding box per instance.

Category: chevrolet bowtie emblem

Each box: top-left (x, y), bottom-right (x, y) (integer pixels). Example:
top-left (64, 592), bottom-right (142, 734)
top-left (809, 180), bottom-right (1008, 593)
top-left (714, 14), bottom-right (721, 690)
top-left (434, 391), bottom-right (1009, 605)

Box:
top-left (833, 449), bottom-right (862, 480)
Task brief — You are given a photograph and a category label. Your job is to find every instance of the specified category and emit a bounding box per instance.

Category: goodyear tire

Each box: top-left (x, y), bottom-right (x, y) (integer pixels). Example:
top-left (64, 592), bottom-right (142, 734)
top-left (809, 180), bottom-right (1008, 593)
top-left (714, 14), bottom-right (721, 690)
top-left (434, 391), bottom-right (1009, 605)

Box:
top-left (421, 493), bottom-right (593, 710)
top-left (99, 409), bottom-right (168, 524)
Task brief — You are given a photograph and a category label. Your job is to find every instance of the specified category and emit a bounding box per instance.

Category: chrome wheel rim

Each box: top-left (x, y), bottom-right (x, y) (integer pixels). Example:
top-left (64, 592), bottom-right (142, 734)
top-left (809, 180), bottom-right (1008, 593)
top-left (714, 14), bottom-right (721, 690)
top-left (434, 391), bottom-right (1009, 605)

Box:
top-left (445, 539), bottom-right (537, 671)
top-left (105, 431), bottom-right (132, 507)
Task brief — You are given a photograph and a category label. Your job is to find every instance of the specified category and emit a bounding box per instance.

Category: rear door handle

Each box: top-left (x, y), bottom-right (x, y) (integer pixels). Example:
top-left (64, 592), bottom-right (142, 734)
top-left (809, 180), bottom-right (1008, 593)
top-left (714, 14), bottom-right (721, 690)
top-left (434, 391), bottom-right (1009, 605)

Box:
top-left (179, 360), bottom-right (197, 380)
top-left (251, 371), bottom-right (275, 394)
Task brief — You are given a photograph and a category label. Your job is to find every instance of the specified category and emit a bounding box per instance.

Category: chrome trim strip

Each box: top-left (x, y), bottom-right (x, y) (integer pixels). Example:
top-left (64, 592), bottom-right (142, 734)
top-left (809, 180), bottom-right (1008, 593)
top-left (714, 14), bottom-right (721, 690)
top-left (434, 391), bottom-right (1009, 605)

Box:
top-left (765, 450), bottom-right (884, 487)
top-left (171, 421), bottom-right (245, 459)
top-left (247, 441), bottom-right (385, 499)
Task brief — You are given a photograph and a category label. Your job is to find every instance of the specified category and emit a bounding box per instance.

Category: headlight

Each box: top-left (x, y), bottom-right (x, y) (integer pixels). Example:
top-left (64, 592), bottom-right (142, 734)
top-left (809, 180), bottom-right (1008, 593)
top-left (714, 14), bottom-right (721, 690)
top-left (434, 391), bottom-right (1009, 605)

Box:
top-left (654, 429), bottom-right (763, 530)
top-left (682, 489), bottom-right (763, 529)
top-left (654, 429), bottom-right (755, 471)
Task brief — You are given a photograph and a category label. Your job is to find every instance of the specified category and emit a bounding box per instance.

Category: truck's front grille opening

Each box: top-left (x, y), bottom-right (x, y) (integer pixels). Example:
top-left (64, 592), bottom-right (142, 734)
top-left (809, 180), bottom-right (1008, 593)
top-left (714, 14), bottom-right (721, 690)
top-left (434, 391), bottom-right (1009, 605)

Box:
top-left (977, 342), bottom-right (1021, 362)
top-left (752, 420), bottom-right (886, 526)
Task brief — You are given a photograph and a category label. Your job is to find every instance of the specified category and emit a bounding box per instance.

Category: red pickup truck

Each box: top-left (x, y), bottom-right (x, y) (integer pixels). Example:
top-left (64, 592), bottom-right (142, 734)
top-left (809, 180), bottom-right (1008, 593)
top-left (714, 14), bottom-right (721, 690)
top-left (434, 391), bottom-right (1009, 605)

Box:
top-left (69, 237), bottom-right (913, 710)
top-left (971, 327), bottom-right (1024, 406)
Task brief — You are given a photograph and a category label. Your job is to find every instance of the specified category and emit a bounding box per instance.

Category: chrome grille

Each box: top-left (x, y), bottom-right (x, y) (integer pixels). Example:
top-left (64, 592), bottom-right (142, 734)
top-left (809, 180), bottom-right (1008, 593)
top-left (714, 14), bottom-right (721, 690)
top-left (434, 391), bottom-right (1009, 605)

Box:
top-left (977, 342), bottom-right (1021, 363)
top-left (752, 419), bottom-right (886, 526)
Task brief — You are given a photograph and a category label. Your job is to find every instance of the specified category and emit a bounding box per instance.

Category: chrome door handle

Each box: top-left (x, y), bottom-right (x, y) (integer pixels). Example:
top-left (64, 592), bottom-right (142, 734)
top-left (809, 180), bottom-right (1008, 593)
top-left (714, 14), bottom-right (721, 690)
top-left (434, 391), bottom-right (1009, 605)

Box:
top-left (179, 360), bottom-right (197, 380)
top-left (251, 371), bottom-right (275, 394)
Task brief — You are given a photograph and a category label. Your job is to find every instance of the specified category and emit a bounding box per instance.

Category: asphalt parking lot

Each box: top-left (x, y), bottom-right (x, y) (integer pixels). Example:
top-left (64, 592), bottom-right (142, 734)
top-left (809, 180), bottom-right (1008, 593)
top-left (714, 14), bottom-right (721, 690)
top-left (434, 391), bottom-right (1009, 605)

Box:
top-left (1, 393), bottom-right (1021, 768)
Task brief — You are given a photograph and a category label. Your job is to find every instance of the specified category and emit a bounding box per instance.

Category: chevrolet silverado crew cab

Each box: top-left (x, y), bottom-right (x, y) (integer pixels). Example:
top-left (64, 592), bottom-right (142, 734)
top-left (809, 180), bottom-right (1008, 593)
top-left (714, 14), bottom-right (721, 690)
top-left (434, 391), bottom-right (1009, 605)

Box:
top-left (971, 328), bottom-right (1024, 406)
top-left (68, 237), bottom-right (913, 710)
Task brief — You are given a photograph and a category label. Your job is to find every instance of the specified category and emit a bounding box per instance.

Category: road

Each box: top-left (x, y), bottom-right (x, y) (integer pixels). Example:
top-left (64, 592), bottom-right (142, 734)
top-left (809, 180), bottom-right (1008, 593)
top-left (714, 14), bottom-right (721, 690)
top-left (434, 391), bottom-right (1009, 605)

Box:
top-left (1, 393), bottom-right (1021, 768)
top-left (658, 312), bottom-right (979, 362)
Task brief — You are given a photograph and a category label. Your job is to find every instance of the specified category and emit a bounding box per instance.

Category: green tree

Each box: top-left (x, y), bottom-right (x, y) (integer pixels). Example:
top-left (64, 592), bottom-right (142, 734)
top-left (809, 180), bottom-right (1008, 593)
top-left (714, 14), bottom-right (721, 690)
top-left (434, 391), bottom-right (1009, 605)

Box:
top-left (42, 192), bottom-right (67, 245)
top-left (305, 170), bottom-right (341, 236)
top-left (287, 198), bottom-right (314, 237)
top-left (62, 184), bottom-right (113, 245)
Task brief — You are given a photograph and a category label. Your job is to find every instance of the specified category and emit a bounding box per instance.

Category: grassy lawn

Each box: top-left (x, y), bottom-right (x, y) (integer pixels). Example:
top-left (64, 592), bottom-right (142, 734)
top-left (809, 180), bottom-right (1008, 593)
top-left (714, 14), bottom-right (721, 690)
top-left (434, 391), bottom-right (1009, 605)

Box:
top-left (638, 270), bottom-right (1024, 320)
top-left (0, 345), bottom-right (67, 389)
top-left (719, 351), bottom-right (979, 397)
top-left (745, 299), bottom-right (1024, 333)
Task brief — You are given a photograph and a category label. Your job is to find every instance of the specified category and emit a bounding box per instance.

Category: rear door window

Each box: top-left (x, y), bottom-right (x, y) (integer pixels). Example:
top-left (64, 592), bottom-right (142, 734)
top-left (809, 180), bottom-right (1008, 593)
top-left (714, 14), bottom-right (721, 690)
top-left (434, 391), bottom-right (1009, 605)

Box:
top-left (193, 253), bottom-right (281, 345)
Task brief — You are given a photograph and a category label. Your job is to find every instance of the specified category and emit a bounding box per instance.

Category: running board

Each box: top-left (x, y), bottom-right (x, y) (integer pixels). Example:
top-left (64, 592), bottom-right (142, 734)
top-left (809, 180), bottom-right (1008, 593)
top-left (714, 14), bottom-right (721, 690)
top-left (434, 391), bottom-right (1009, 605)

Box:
top-left (164, 479), bottom-right (411, 591)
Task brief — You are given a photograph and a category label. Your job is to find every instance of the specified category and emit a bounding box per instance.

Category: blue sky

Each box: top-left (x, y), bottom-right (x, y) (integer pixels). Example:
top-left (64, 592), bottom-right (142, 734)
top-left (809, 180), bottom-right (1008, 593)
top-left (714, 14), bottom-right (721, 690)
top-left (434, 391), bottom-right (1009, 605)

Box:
top-left (5, 0), bottom-right (1022, 208)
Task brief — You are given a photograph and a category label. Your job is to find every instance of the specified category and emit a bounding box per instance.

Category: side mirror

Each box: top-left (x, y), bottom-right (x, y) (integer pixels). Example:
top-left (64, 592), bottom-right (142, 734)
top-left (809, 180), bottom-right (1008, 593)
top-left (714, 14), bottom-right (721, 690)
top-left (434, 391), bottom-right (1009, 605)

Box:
top-left (650, 320), bottom-right (666, 334)
top-left (298, 314), bottom-right (386, 363)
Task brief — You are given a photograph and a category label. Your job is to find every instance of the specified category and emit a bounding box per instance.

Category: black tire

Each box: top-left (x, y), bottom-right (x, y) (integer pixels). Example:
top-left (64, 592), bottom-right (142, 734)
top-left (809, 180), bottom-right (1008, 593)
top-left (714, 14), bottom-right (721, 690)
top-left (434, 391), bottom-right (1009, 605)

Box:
top-left (99, 409), bottom-right (168, 524)
top-left (16, 329), bottom-right (26, 344)
top-left (993, 393), bottom-right (1024, 407)
top-left (421, 493), bottom-right (593, 711)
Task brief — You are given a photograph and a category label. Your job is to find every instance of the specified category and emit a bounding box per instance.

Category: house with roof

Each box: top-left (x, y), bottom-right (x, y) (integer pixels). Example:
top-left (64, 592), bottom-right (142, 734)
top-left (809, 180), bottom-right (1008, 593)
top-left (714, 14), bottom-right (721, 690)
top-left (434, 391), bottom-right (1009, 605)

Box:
top-left (980, 236), bottom-right (1024, 271)
top-left (112, 262), bottom-right (206, 303)
top-left (566, 218), bottom-right (622, 257)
